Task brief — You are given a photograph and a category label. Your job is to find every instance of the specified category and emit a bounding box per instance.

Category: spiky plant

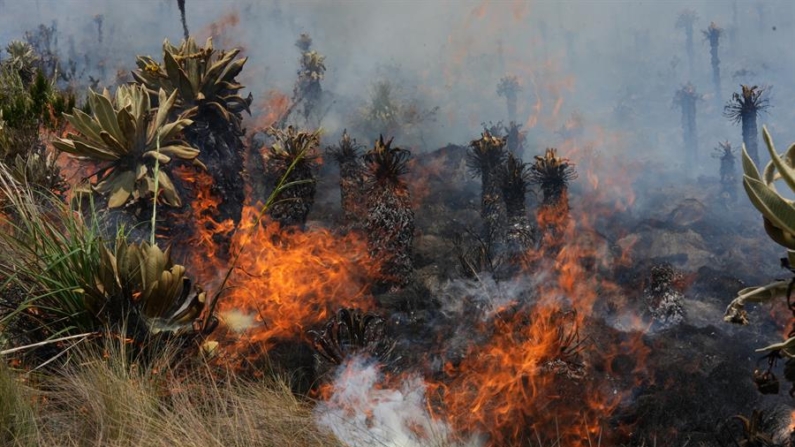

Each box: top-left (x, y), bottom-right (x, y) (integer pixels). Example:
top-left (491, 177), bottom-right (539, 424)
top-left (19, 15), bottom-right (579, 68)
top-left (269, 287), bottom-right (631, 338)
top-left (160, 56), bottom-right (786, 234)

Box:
top-left (309, 308), bottom-right (395, 371)
top-left (724, 127), bottom-right (795, 380)
top-left (364, 135), bottom-right (414, 290)
top-left (530, 148), bottom-right (576, 209)
top-left (326, 130), bottom-right (365, 227)
top-left (467, 130), bottom-right (508, 248)
top-left (724, 85), bottom-right (770, 165)
top-left (674, 83), bottom-right (701, 168)
top-left (4, 40), bottom-right (37, 85)
top-left (501, 152), bottom-right (534, 255)
top-left (703, 22), bottom-right (723, 106)
top-left (676, 9), bottom-right (698, 78)
top-left (497, 75), bottom-right (521, 123)
top-left (293, 33), bottom-right (326, 124)
top-left (713, 140), bottom-right (737, 202)
top-left (132, 37), bottom-right (252, 130)
top-left (265, 126), bottom-right (320, 227)
top-left (53, 85), bottom-right (199, 210)
top-left (83, 237), bottom-right (209, 340)
top-left (133, 37), bottom-right (252, 230)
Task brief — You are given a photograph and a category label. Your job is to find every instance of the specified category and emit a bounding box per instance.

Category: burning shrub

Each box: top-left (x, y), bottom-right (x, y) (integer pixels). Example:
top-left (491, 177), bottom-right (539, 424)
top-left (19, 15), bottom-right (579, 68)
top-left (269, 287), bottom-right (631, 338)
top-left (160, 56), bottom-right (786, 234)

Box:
top-left (467, 129), bottom-right (508, 249)
top-left (54, 85), bottom-right (199, 209)
top-left (364, 135), bottom-right (414, 290)
top-left (326, 130), bottom-right (365, 227)
top-left (265, 125), bottom-right (320, 228)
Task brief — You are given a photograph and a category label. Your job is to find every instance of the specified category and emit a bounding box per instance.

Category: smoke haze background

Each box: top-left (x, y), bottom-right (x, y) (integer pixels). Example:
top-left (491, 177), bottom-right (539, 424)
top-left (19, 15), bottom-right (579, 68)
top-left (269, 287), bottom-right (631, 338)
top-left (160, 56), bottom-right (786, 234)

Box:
top-left (2, 0), bottom-right (794, 165)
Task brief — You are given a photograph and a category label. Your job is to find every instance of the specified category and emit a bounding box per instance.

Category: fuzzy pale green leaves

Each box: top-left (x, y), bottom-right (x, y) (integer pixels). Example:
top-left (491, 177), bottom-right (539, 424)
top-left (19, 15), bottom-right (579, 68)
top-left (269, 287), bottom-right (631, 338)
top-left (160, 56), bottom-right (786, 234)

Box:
top-left (727, 127), bottom-right (795, 358)
top-left (739, 126), bottom-right (795, 250)
top-left (88, 239), bottom-right (206, 335)
top-left (132, 37), bottom-right (252, 129)
top-left (54, 85), bottom-right (199, 208)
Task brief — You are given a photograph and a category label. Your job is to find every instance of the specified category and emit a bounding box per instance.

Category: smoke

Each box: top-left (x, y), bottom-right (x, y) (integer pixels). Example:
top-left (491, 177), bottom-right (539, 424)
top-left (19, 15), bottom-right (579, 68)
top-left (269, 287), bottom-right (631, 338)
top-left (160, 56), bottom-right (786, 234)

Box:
top-left (315, 356), bottom-right (483, 447)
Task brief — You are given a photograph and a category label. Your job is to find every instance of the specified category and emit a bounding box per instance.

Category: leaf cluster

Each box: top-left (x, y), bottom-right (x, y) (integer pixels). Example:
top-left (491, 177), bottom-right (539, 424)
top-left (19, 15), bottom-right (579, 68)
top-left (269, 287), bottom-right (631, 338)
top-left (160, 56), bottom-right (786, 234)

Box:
top-left (53, 85), bottom-right (199, 208)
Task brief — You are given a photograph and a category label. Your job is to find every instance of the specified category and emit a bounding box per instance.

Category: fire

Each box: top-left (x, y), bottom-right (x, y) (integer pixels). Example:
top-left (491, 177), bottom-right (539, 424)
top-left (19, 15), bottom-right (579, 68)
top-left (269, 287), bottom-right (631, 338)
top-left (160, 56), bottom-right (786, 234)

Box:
top-left (418, 143), bottom-right (647, 445)
top-left (247, 90), bottom-right (291, 133)
top-left (215, 210), bottom-right (377, 350)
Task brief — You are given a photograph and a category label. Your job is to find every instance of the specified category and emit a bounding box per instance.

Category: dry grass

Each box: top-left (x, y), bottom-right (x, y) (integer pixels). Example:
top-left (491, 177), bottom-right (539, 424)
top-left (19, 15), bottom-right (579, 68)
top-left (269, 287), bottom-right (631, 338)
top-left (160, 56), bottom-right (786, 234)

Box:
top-left (0, 337), bottom-right (340, 447)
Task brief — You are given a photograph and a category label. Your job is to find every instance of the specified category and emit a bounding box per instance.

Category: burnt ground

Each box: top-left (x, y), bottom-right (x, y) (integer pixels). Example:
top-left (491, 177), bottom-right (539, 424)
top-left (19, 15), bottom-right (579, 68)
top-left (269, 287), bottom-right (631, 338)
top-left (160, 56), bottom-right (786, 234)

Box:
top-left (308, 144), bottom-right (795, 446)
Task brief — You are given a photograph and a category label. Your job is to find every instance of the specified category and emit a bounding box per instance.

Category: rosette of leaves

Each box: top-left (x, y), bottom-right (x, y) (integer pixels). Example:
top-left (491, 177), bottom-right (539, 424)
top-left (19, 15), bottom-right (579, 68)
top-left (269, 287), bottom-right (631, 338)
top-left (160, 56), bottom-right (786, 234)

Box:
top-left (53, 85), bottom-right (199, 208)
top-left (309, 308), bottom-right (395, 367)
top-left (132, 37), bottom-right (252, 132)
top-left (86, 238), bottom-right (208, 337)
top-left (363, 135), bottom-right (414, 289)
top-left (724, 126), bottom-right (795, 356)
top-left (4, 40), bottom-right (37, 85)
top-left (265, 125), bottom-right (320, 227)
top-left (529, 148), bottom-right (577, 206)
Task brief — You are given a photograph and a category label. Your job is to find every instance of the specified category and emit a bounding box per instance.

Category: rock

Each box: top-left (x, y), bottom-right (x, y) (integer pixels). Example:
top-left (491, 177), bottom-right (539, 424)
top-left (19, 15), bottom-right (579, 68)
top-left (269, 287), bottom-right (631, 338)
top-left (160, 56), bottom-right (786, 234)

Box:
top-left (619, 221), bottom-right (715, 271)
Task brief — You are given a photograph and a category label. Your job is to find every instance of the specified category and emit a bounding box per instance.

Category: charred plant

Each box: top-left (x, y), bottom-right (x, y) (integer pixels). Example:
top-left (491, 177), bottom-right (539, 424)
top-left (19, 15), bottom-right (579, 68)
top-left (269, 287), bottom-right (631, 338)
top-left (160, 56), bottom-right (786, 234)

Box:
top-left (467, 130), bottom-right (508, 249)
top-left (326, 130), bottom-right (365, 227)
top-left (530, 148), bottom-right (576, 242)
top-left (676, 9), bottom-right (698, 79)
top-left (674, 83), bottom-right (701, 168)
top-left (724, 85), bottom-right (770, 165)
top-left (364, 135), bottom-right (414, 290)
top-left (309, 308), bottom-right (395, 369)
top-left (265, 126), bottom-right (320, 228)
top-left (530, 148), bottom-right (576, 208)
top-left (713, 140), bottom-right (737, 202)
top-left (497, 75), bottom-right (521, 123)
top-left (501, 152), bottom-right (534, 255)
top-left (703, 22), bottom-right (723, 106)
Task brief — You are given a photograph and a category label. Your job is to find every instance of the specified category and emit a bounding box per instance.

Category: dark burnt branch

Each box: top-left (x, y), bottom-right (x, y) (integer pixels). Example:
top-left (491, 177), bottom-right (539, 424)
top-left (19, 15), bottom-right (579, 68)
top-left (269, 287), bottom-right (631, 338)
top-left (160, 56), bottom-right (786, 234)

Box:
top-left (177, 0), bottom-right (189, 40)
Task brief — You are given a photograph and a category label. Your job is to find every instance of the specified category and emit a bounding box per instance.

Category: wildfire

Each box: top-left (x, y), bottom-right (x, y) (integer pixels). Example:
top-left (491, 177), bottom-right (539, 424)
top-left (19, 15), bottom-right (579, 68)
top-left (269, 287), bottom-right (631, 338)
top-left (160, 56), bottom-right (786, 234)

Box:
top-left (215, 210), bottom-right (377, 350)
